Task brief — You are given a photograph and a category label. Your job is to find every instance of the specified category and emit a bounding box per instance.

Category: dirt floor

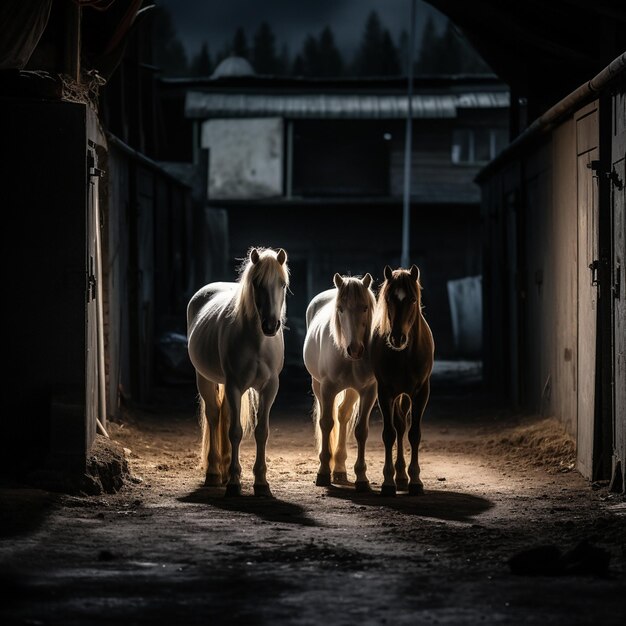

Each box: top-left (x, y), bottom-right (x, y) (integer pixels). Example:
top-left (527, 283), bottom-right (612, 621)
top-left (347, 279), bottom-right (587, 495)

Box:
top-left (1, 361), bottom-right (625, 625)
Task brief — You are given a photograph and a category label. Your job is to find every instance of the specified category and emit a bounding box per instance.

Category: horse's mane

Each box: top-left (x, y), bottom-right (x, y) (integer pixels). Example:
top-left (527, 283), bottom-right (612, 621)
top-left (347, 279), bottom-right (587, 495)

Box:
top-left (372, 270), bottom-right (422, 336)
top-left (231, 247), bottom-right (290, 322)
top-left (330, 277), bottom-right (376, 350)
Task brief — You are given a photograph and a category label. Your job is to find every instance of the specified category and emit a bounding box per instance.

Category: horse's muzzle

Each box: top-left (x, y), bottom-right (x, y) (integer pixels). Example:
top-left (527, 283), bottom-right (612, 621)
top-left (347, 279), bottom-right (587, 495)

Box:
top-left (388, 334), bottom-right (408, 351)
top-left (346, 343), bottom-right (365, 360)
top-left (261, 319), bottom-right (281, 336)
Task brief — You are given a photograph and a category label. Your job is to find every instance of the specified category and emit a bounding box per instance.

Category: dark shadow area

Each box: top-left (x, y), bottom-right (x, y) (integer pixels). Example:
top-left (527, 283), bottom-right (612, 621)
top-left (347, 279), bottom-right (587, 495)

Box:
top-left (325, 484), bottom-right (494, 523)
top-left (0, 487), bottom-right (60, 538)
top-left (179, 487), bottom-right (321, 527)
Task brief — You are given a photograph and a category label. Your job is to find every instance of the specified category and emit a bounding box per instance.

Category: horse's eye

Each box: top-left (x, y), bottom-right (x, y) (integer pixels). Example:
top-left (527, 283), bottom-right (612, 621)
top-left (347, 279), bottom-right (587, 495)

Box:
top-left (412, 298), bottom-right (418, 304)
top-left (362, 306), bottom-right (368, 313)
top-left (338, 306), bottom-right (344, 313)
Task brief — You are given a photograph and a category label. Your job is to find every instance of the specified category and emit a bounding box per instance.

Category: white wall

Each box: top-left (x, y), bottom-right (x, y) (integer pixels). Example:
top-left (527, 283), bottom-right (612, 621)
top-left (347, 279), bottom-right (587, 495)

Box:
top-left (201, 118), bottom-right (283, 199)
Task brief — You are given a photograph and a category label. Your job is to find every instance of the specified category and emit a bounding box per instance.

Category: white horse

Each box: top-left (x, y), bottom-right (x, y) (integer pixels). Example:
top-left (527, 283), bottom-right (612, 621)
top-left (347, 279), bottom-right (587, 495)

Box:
top-left (187, 247), bottom-right (289, 497)
top-left (303, 273), bottom-right (377, 491)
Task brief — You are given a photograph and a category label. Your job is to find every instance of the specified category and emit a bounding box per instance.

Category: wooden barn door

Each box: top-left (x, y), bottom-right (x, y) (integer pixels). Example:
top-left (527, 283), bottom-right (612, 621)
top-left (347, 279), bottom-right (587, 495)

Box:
top-left (85, 143), bottom-right (103, 452)
top-left (610, 90), bottom-right (626, 491)
top-left (576, 103), bottom-right (600, 480)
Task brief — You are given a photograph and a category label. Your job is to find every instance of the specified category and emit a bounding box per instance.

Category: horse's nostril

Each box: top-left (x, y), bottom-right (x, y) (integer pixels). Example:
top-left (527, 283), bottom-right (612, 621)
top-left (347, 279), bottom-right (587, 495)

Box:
top-left (400, 334), bottom-right (407, 344)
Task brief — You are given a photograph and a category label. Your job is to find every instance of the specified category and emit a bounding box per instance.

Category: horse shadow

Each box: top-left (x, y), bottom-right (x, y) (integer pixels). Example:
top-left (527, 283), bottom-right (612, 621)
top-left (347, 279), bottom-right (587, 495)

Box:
top-left (179, 486), bottom-right (320, 527)
top-left (325, 484), bottom-right (493, 523)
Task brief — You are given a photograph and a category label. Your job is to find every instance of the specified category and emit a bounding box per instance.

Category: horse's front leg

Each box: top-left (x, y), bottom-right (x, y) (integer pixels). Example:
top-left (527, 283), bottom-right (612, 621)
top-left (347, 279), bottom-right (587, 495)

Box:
top-left (378, 388), bottom-right (397, 497)
top-left (408, 380), bottom-right (430, 496)
top-left (333, 388), bottom-right (359, 484)
top-left (394, 394), bottom-right (411, 491)
top-left (253, 377), bottom-right (279, 497)
top-left (316, 380), bottom-right (337, 486)
top-left (354, 382), bottom-right (377, 492)
top-left (224, 383), bottom-right (243, 497)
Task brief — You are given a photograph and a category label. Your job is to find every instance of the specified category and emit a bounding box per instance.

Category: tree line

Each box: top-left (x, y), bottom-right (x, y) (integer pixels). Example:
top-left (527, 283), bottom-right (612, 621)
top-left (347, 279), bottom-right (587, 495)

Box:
top-left (153, 9), bottom-right (490, 78)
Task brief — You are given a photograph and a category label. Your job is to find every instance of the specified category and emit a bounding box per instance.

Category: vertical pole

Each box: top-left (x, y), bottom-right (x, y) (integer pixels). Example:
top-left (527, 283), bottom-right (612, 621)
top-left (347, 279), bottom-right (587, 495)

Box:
top-left (286, 120), bottom-right (293, 199)
top-left (401, 0), bottom-right (417, 269)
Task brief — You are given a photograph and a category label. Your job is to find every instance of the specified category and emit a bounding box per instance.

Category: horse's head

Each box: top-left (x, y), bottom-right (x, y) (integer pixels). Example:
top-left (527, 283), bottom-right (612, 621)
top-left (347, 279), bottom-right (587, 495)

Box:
top-left (332, 273), bottom-right (375, 360)
top-left (377, 264), bottom-right (421, 351)
top-left (246, 247), bottom-right (289, 336)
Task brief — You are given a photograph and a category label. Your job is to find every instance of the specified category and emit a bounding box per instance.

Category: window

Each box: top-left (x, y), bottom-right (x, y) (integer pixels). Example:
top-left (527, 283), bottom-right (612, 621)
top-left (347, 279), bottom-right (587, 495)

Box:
top-left (451, 128), bottom-right (508, 164)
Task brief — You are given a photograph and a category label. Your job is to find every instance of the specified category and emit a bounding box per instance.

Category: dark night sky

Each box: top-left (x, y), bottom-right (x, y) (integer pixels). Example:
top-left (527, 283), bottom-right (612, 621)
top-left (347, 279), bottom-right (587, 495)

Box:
top-left (158, 0), bottom-right (447, 62)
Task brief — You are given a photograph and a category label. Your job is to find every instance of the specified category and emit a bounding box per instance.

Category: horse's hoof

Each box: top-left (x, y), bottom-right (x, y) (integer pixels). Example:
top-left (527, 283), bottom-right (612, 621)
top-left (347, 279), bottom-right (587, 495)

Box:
top-left (408, 483), bottom-right (424, 496)
top-left (225, 483), bottom-right (242, 497)
top-left (254, 484), bottom-right (273, 498)
top-left (396, 479), bottom-right (409, 491)
top-left (355, 481), bottom-right (372, 493)
top-left (204, 474), bottom-right (222, 487)
top-left (332, 472), bottom-right (350, 485)
top-left (380, 484), bottom-right (397, 497)
top-left (316, 473), bottom-right (331, 487)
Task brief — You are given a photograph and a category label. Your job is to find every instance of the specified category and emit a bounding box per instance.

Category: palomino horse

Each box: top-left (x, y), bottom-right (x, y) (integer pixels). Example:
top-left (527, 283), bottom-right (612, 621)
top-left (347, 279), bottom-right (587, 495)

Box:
top-left (187, 247), bottom-right (289, 497)
top-left (303, 273), bottom-right (377, 491)
top-left (371, 265), bottom-right (434, 496)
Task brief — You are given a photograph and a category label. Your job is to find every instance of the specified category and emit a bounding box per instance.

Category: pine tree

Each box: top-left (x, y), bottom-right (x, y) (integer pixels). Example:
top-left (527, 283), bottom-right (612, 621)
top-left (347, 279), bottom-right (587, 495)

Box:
top-left (354, 10), bottom-right (384, 76)
top-left (232, 27), bottom-right (249, 58)
top-left (353, 11), bottom-right (400, 76)
top-left (415, 15), bottom-right (440, 74)
top-left (301, 34), bottom-right (320, 76)
top-left (190, 42), bottom-right (212, 77)
top-left (291, 53), bottom-right (305, 76)
top-left (253, 22), bottom-right (279, 74)
top-left (152, 6), bottom-right (189, 77)
top-left (416, 17), bottom-right (492, 74)
top-left (317, 26), bottom-right (344, 76)
top-left (380, 30), bottom-right (401, 75)
top-left (277, 44), bottom-right (291, 75)
top-left (397, 29), bottom-right (410, 75)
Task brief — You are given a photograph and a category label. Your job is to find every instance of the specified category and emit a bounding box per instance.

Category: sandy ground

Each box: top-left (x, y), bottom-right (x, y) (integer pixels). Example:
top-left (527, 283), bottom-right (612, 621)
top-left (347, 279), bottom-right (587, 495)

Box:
top-left (1, 362), bottom-right (625, 625)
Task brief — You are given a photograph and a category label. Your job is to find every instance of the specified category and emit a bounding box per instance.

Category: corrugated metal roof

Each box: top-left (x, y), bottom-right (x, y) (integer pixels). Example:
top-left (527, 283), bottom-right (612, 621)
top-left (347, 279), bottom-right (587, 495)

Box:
top-left (185, 91), bottom-right (509, 119)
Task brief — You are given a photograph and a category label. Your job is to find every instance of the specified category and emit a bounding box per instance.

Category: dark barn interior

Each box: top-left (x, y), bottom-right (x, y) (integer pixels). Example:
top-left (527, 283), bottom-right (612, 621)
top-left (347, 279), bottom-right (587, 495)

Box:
top-left (1, 1), bottom-right (625, 624)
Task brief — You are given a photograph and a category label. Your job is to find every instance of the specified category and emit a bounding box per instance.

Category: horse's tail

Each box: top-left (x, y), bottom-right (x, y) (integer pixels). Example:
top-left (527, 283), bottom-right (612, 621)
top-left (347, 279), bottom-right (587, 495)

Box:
top-left (394, 393), bottom-right (413, 428)
top-left (240, 387), bottom-right (259, 437)
top-left (199, 384), bottom-right (258, 471)
top-left (313, 390), bottom-right (359, 470)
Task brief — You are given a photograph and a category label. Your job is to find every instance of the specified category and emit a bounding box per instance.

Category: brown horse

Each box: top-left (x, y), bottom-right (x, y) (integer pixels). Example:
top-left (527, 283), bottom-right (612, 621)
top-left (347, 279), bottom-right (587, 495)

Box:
top-left (370, 264), bottom-right (435, 496)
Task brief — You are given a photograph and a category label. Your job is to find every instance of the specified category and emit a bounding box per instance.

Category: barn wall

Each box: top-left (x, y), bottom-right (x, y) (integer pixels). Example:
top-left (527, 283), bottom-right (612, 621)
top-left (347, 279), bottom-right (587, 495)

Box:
top-left (104, 141), bottom-right (196, 407)
top-left (479, 94), bottom-right (626, 481)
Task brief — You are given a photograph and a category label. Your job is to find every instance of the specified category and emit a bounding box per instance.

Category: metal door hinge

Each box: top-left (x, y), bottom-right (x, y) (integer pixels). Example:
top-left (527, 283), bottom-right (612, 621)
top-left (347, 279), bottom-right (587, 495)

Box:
top-left (589, 259), bottom-right (600, 286)
top-left (87, 256), bottom-right (97, 302)
top-left (586, 160), bottom-right (623, 189)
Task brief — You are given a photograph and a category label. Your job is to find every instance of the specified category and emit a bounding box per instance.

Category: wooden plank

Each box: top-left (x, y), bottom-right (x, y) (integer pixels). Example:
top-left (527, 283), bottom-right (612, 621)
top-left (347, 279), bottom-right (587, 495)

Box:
top-left (551, 119), bottom-right (578, 438)
top-left (611, 89), bottom-right (626, 490)
top-left (576, 141), bottom-right (599, 479)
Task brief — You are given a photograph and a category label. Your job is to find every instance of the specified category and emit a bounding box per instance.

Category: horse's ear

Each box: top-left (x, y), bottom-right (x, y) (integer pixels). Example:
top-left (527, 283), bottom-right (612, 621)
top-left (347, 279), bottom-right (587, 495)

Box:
top-left (333, 273), bottom-right (344, 289)
top-left (250, 248), bottom-right (260, 265)
top-left (384, 265), bottom-right (393, 281)
top-left (410, 264), bottom-right (420, 282)
top-left (362, 273), bottom-right (373, 289)
top-left (276, 248), bottom-right (287, 265)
